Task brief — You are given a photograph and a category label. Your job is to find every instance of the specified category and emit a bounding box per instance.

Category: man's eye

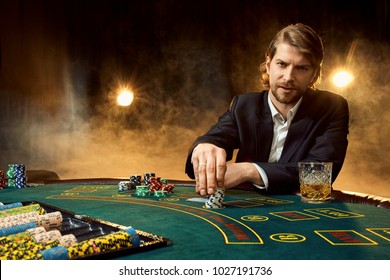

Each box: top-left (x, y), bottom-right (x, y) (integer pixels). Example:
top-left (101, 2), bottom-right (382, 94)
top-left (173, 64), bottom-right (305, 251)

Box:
top-left (276, 62), bottom-right (286, 67)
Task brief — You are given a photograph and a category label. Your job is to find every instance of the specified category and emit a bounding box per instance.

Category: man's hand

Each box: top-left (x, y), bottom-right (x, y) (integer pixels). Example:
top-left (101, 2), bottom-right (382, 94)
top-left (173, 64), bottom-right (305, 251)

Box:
top-left (191, 143), bottom-right (227, 196)
top-left (192, 144), bottom-right (264, 196)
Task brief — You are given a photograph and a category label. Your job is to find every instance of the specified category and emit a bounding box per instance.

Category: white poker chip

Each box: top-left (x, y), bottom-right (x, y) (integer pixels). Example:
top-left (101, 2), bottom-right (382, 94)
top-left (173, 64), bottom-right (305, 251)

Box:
top-left (118, 181), bottom-right (131, 191)
top-left (204, 188), bottom-right (225, 208)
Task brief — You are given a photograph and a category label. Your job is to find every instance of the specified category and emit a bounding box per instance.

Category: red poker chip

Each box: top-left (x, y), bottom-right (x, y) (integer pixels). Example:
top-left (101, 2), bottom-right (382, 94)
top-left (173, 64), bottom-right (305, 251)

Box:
top-left (149, 177), bottom-right (163, 188)
top-left (161, 184), bottom-right (174, 193)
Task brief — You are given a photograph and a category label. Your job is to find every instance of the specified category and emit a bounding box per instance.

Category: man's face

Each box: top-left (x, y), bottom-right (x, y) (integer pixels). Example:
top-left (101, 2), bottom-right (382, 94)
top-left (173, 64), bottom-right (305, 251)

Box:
top-left (266, 43), bottom-right (316, 106)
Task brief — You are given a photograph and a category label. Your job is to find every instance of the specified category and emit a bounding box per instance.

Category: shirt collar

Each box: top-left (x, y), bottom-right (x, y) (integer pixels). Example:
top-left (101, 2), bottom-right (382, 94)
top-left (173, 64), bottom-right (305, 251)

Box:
top-left (267, 91), bottom-right (303, 122)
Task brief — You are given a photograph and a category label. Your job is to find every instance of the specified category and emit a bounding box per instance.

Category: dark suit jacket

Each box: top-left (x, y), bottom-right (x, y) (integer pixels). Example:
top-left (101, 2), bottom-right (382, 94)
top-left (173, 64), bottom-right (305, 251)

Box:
top-left (185, 89), bottom-right (349, 194)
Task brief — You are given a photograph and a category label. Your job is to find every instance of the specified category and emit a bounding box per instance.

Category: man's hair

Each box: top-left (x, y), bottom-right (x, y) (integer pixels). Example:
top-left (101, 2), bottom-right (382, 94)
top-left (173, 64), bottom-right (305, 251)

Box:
top-left (259, 23), bottom-right (324, 89)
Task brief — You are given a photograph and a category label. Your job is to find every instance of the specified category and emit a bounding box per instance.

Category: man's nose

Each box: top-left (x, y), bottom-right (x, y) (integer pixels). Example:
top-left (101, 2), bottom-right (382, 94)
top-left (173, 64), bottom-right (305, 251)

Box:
top-left (283, 68), bottom-right (295, 82)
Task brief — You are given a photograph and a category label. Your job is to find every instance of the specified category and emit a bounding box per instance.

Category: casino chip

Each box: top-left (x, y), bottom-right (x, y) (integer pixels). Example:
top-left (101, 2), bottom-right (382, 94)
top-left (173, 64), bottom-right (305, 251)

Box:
top-left (205, 188), bottom-right (225, 208)
top-left (5, 164), bottom-right (27, 189)
top-left (154, 190), bottom-right (168, 197)
top-left (0, 170), bottom-right (6, 190)
top-left (132, 173), bottom-right (175, 197)
top-left (0, 202), bottom-right (23, 211)
top-left (0, 202), bottom-right (145, 260)
top-left (143, 172), bottom-right (157, 186)
top-left (118, 181), bottom-right (132, 192)
top-left (130, 175), bottom-right (142, 189)
top-left (135, 185), bottom-right (149, 195)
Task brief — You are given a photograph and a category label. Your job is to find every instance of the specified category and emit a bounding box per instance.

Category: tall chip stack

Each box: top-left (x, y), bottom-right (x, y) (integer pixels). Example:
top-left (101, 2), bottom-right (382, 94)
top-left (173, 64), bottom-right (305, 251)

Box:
top-left (0, 170), bottom-right (5, 189)
top-left (6, 164), bottom-right (27, 189)
top-left (143, 172), bottom-right (155, 186)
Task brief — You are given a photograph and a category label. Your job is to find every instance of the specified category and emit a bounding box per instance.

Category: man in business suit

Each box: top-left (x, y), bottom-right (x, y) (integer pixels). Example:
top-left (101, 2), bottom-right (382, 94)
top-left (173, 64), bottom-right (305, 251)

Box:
top-left (185, 23), bottom-right (349, 196)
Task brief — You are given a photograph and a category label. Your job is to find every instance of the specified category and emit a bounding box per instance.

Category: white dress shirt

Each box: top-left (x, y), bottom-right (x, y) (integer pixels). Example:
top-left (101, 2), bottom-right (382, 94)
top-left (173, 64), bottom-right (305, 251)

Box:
top-left (253, 92), bottom-right (302, 190)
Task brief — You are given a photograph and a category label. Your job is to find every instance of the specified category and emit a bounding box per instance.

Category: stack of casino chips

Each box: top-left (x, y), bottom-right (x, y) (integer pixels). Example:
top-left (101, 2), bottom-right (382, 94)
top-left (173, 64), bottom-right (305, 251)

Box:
top-left (0, 210), bottom-right (63, 234)
top-left (135, 185), bottom-right (150, 196)
top-left (143, 172), bottom-right (156, 186)
top-left (148, 177), bottom-right (174, 196)
top-left (118, 181), bottom-right (132, 192)
top-left (6, 164), bottom-right (27, 188)
top-left (0, 202), bottom-right (23, 211)
top-left (65, 227), bottom-right (139, 259)
top-left (0, 226), bottom-right (46, 248)
top-left (148, 177), bottom-right (163, 193)
top-left (205, 188), bottom-right (225, 208)
top-left (130, 174), bottom-right (142, 188)
top-left (118, 174), bottom-right (142, 192)
top-left (17, 226), bottom-right (140, 260)
top-left (0, 170), bottom-right (5, 189)
top-left (0, 203), bottom-right (45, 218)
top-left (0, 202), bottom-right (141, 260)
top-left (119, 173), bottom-right (175, 196)
top-left (134, 176), bottom-right (175, 197)
top-left (0, 228), bottom-right (77, 260)
top-left (161, 179), bottom-right (174, 193)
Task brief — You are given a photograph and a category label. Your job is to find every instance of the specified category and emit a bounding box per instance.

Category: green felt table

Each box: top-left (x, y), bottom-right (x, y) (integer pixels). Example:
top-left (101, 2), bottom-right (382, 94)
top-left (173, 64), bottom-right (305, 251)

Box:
top-left (1, 180), bottom-right (389, 260)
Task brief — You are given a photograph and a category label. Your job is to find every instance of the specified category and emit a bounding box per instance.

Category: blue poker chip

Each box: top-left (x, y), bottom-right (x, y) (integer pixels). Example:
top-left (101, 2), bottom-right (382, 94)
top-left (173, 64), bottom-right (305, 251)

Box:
top-left (40, 246), bottom-right (69, 260)
top-left (0, 221), bottom-right (37, 237)
top-left (0, 202), bottom-right (23, 211)
top-left (14, 163), bottom-right (26, 171)
top-left (15, 183), bottom-right (27, 189)
top-left (15, 176), bottom-right (26, 182)
top-left (123, 227), bottom-right (140, 247)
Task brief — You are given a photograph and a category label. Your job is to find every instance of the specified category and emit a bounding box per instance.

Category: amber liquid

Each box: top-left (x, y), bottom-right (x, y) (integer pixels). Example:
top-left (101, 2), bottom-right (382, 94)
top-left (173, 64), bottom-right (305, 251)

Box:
top-left (300, 183), bottom-right (331, 203)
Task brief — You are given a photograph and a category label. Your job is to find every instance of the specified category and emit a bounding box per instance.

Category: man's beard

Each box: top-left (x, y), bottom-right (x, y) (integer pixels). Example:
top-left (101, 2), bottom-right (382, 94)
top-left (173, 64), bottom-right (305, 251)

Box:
top-left (270, 83), bottom-right (305, 105)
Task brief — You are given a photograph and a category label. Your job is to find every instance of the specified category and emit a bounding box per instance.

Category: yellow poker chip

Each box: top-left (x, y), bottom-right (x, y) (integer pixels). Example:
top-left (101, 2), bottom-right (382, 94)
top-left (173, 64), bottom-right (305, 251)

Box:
top-left (2, 247), bottom-right (37, 260)
top-left (0, 231), bottom-right (30, 246)
top-left (0, 204), bottom-right (45, 218)
top-left (67, 247), bottom-right (77, 258)
top-left (79, 242), bottom-right (91, 253)
top-left (1, 225), bottom-right (139, 260)
top-left (67, 246), bottom-right (82, 258)
top-left (65, 230), bottom-right (134, 259)
top-left (32, 253), bottom-right (45, 260)
top-left (67, 242), bottom-right (90, 258)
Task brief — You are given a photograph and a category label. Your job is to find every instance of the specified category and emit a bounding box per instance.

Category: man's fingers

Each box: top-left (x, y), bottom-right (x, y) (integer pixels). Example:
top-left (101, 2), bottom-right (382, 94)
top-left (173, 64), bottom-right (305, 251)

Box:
top-left (191, 143), bottom-right (227, 196)
top-left (216, 156), bottom-right (227, 189)
top-left (205, 158), bottom-right (217, 195)
top-left (197, 161), bottom-right (208, 196)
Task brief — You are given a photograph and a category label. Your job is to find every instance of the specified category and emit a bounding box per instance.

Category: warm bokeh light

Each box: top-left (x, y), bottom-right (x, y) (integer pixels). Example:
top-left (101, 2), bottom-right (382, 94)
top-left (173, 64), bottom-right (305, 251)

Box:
top-left (116, 88), bottom-right (134, 106)
top-left (332, 71), bottom-right (354, 88)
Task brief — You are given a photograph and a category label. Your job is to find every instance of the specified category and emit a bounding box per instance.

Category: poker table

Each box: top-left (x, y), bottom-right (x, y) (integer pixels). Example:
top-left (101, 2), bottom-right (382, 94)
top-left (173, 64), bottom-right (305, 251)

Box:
top-left (1, 178), bottom-right (389, 260)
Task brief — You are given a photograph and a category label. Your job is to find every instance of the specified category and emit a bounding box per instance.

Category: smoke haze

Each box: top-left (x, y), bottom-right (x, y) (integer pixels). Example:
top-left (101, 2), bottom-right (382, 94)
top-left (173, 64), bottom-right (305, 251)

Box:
top-left (323, 39), bottom-right (390, 198)
top-left (0, 1), bottom-right (389, 198)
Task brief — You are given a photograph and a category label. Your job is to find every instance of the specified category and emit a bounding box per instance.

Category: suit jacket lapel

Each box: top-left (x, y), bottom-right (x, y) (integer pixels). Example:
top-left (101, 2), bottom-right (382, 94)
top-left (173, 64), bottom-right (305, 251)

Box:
top-left (279, 92), bottom-right (314, 162)
top-left (255, 93), bottom-right (273, 161)
top-left (279, 117), bottom-right (313, 162)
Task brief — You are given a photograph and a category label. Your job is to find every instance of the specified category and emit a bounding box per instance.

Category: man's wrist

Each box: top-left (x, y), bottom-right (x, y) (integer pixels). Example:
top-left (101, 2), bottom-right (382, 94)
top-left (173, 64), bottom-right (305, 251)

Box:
top-left (240, 163), bottom-right (263, 186)
top-left (251, 163), bottom-right (267, 189)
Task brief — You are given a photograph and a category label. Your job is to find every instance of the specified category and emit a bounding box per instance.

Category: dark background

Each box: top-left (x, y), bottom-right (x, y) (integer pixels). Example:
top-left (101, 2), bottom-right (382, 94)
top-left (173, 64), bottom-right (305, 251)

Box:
top-left (0, 0), bottom-right (389, 197)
